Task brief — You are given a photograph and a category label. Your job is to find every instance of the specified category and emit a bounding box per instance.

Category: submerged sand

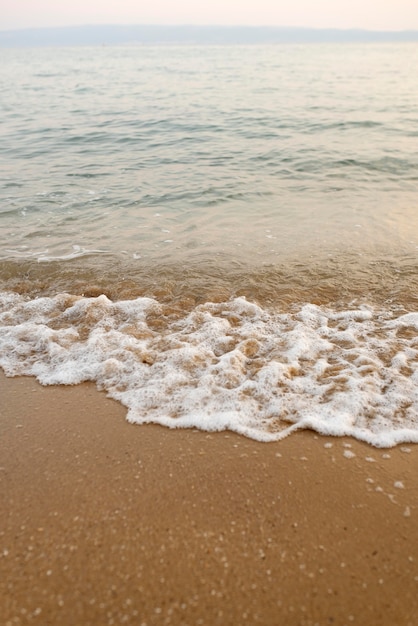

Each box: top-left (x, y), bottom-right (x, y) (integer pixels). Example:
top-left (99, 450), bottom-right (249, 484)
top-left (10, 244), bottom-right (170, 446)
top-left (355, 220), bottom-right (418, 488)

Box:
top-left (1, 372), bottom-right (418, 626)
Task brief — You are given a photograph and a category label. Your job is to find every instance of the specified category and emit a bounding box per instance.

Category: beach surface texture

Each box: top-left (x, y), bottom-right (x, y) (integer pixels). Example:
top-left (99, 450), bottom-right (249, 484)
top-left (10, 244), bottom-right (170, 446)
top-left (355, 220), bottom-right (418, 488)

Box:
top-left (1, 372), bottom-right (418, 625)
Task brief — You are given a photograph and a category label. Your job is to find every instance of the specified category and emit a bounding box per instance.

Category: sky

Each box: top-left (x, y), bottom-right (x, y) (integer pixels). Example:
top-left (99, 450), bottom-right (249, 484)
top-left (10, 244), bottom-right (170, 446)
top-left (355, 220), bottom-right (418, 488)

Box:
top-left (2, 0), bottom-right (418, 32)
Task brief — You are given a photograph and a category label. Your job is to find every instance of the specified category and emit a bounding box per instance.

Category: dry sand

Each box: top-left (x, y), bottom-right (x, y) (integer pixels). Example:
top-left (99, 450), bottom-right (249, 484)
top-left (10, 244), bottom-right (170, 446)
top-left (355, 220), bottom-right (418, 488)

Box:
top-left (1, 371), bottom-right (418, 626)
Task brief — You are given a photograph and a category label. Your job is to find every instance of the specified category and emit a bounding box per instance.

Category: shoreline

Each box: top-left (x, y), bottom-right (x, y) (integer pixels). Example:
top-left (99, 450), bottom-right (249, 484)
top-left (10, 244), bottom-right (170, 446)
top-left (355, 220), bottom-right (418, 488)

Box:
top-left (3, 251), bottom-right (418, 310)
top-left (1, 372), bottom-right (418, 625)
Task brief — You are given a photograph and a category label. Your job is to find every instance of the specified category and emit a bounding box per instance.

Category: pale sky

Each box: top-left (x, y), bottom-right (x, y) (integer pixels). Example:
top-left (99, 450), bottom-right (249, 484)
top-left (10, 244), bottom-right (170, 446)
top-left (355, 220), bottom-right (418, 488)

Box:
top-left (2, 0), bottom-right (418, 32)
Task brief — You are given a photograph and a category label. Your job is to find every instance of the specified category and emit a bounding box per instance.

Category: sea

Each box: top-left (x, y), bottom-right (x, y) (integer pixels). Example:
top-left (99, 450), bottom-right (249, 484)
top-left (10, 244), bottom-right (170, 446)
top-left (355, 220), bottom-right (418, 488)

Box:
top-left (1, 43), bottom-right (418, 446)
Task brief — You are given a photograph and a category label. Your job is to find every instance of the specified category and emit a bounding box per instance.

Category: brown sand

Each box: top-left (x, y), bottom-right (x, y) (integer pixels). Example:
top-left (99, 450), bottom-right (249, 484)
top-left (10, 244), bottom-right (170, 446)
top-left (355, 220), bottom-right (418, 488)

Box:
top-left (1, 372), bottom-right (418, 626)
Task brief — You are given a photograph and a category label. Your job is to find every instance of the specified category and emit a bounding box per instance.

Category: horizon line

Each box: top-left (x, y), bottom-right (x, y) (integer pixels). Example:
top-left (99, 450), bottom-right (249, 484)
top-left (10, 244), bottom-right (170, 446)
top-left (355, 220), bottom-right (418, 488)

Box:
top-left (2, 23), bottom-right (418, 34)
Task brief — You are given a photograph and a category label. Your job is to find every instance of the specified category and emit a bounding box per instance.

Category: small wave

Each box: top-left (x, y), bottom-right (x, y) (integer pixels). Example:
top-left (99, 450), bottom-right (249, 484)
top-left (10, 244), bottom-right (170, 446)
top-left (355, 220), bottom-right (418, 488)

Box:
top-left (2, 292), bottom-right (418, 447)
top-left (304, 120), bottom-right (383, 133)
top-left (36, 246), bottom-right (107, 262)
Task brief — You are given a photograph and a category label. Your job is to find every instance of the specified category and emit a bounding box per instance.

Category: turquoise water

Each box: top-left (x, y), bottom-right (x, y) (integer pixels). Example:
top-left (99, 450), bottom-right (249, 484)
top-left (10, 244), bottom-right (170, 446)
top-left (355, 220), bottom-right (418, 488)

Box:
top-left (1, 44), bottom-right (418, 444)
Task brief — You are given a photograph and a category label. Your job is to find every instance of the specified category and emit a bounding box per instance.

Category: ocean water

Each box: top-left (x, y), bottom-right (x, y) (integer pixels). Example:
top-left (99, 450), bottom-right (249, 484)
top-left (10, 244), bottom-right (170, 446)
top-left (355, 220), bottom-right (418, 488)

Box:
top-left (1, 44), bottom-right (418, 446)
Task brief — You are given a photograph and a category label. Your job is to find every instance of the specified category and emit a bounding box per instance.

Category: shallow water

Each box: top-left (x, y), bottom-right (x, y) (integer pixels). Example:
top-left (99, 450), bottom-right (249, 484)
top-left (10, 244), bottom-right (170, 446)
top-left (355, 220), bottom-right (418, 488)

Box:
top-left (2, 44), bottom-right (418, 272)
top-left (1, 44), bottom-right (418, 445)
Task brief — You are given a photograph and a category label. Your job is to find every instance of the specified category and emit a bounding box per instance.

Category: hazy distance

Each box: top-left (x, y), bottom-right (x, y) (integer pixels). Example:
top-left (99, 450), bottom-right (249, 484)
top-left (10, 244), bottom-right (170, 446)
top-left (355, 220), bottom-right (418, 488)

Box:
top-left (1, 24), bottom-right (418, 47)
top-left (3, 0), bottom-right (418, 32)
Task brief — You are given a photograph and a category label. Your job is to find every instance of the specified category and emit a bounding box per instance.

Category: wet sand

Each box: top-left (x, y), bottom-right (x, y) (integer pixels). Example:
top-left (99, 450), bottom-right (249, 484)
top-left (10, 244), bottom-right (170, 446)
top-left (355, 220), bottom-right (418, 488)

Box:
top-left (1, 372), bottom-right (418, 626)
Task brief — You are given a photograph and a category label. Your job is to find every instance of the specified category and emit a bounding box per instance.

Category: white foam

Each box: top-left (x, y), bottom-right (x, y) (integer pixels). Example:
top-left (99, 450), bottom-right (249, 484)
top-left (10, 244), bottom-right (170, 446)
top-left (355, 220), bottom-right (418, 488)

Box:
top-left (343, 450), bottom-right (356, 459)
top-left (2, 292), bottom-right (418, 447)
top-left (37, 246), bottom-right (106, 262)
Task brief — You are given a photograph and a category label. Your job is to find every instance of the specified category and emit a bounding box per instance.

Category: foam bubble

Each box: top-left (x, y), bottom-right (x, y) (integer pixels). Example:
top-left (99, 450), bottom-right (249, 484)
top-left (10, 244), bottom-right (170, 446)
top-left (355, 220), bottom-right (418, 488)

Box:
top-left (2, 292), bottom-right (418, 447)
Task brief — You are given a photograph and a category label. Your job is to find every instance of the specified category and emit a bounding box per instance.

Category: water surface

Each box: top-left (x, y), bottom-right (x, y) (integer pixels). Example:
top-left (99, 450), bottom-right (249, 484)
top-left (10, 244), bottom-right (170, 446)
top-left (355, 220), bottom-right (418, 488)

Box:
top-left (1, 44), bottom-right (418, 445)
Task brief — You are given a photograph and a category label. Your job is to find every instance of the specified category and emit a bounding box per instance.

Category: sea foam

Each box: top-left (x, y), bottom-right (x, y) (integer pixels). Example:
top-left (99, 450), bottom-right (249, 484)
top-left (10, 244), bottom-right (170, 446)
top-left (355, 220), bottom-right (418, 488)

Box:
top-left (2, 291), bottom-right (418, 447)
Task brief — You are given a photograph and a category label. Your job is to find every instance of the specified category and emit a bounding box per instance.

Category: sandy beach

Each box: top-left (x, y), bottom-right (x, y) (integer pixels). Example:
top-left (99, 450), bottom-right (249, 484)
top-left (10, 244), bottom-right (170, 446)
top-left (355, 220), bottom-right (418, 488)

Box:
top-left (1, 371), bottom-right (418, 626)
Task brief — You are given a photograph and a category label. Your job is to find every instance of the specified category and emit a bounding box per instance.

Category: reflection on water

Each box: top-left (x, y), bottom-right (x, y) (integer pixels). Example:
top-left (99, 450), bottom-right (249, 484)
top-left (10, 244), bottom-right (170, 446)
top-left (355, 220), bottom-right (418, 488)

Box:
top-left (1, 44), bottom-right (418, 274)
